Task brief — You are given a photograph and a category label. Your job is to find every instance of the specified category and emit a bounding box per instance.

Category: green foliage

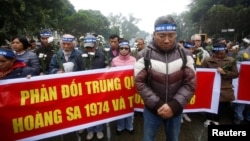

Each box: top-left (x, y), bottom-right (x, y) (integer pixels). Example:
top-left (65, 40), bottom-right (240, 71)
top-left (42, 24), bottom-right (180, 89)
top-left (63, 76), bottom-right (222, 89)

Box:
top-left (0, 0), bottom-right (148, 46)
top-left (107, 13), bottom-right (148, 40)
top-left (3, 0), bottom-right (249, 47)
top-left (60, 9), bottom-right (111, 41)
top-left (0, 0), bottom-right (75, 44)
top-left (184, 0), bottom-right (250, 41)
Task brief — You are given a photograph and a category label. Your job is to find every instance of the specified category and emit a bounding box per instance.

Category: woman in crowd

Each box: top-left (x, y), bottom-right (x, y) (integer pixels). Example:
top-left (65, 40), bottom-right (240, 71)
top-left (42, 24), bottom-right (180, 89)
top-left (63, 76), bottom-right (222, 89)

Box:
top-left (111, 39), bottom-right (136, 135)
top-left (202, 42), bottom-right (239, 127)
top-left (0, 48), bottom-right (35, 79)
top-left (11, 36), bottom-right (40, 75)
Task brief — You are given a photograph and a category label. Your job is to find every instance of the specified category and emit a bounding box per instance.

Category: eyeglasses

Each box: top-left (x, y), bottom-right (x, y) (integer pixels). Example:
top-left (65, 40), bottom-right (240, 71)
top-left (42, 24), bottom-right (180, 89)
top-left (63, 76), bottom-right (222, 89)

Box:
top-left (119, 47), bottom-right (129, 50)
top-left (156, 33), bottom-right (177, 40)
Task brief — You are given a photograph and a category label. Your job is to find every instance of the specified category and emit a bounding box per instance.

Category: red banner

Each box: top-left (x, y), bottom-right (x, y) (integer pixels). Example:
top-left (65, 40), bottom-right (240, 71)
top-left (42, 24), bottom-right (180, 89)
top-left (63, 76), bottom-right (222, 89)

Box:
top-left (237, 63), bottom-right (250, 100)
top-left (0, 66), bottom-right (136, 141)
top-left (233, 62), bottom-right (250, 104)
top-left (0, 63), bottom-right (250, 141)
top-left (184, 69), bottom-right (220, 113)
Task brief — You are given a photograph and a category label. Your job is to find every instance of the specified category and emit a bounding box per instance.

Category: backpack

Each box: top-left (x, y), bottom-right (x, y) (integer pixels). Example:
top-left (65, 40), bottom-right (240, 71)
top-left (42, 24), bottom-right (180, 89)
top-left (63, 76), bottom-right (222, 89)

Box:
top-left (144, 46), bottom-right (187, 85)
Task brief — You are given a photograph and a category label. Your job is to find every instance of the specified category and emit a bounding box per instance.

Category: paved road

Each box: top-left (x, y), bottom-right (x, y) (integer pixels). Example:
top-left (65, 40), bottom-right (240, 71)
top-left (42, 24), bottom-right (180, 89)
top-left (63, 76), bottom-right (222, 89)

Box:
top-left (40, 106), bottom-right (248, 141)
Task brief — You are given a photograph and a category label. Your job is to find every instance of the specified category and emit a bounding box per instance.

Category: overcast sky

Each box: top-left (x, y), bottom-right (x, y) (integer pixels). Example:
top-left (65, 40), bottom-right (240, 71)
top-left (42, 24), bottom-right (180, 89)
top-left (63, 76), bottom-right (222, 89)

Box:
top-left (69, 0), bottom-right (192, 33)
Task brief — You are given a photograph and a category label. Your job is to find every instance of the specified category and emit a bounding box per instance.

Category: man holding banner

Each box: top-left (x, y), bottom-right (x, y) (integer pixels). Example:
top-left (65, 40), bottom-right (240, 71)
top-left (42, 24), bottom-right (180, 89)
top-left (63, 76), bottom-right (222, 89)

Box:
top-left (134, 15), bottom-right (196, 141)
top-left (81, 34), bottom-right (107, 140)
top-left (49, 34), bottom-right (84, 73)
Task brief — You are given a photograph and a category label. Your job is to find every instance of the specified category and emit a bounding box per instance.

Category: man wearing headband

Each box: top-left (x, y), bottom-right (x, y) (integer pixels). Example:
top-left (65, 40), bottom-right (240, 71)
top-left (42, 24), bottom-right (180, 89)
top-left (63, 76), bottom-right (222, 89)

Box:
top-left (134, 15), bottom-right (196, 141)
top-left (49, 34), bottom-right (84, 74)
top-left (183, 41), bottom-right (195, 54)
top-left (202, 42), bottom-right (239, 127)
top-left (79, 34), bottom-right (106, 140)
top-left (180, 40), bottom-right (195, 123)
top-left (36, 29), bottom-right (55, 74)
top-left (0, 48), bottom-right (35, 79)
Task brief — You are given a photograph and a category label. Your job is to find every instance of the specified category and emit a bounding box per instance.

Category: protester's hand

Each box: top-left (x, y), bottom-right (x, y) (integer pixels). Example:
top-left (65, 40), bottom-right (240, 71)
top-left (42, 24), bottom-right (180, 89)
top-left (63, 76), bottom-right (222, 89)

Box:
top-left (217, 67), bottom-right (226, 74)
top-left (56, 68), bottom-right (65, 74)
top-left (26, 75), bottom-right (32, 79)
top-left (157, 103), bottom-right (174, 119)
top-left (56, 70), bottom-right (64, 74)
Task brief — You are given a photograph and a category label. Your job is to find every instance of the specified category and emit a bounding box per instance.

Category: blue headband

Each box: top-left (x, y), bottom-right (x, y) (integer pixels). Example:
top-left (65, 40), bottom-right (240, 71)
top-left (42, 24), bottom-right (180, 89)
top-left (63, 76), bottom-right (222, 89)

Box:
top-left (212, 46), bottom-right (227, 51)
top-left (84, 38), bottom-right (97, 43)
top-left (40, 32), bottom-right (52, 37)
top-left (154, 24), bottom-right (177, 32)
top-left (0, 49), bottom-right (16, 59)
top-left (62, 37), bottom-right (74, 42)
top-left (184, 43), bottom-right (194, 48)
top-left (119, 42), bottom-right (129, 47)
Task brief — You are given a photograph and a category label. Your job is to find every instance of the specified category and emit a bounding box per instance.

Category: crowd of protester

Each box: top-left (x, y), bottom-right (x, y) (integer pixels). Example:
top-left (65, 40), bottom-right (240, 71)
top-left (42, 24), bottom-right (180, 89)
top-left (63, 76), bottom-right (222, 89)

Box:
top-left (1, 16), bottom-right (250, 140)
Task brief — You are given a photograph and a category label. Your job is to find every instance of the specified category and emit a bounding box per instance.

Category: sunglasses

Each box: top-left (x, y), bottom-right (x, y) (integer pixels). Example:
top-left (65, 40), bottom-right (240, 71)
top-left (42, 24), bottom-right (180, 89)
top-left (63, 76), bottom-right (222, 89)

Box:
top-left (119, 47), bottom-right (129, 50)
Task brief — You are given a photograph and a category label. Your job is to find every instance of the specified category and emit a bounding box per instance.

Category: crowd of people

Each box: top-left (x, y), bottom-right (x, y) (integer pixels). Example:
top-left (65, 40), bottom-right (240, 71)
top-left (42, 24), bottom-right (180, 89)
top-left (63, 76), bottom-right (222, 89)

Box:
top-left (180, 34), bottom-right (250, 128)
top-left (0, 28), bottom-right (144, 140)
top-left (1, 14), bottom-right (250, 141)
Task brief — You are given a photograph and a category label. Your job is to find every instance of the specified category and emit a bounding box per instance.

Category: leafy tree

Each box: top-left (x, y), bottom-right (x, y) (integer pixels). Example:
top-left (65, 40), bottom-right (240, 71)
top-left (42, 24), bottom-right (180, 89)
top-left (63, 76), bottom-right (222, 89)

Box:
top-left (187, 0), bottom-right (250, 42)
top-left (0, 0), bottom-right (75, 45)
top-left (60, 10), bottom-right (110, 40)
top-left (107, 13), bottom-right (123, 36)
top-left (203, 5), bottom-right (236, 40)
top-left (107, 13), bottom-right (149, 41)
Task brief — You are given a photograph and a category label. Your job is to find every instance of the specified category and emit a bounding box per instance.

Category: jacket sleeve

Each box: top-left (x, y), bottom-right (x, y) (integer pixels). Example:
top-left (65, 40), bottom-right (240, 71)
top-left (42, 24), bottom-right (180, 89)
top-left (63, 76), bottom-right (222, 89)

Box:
top-left (49, 54), bottom-right (60, 74)
top-left (170, 53), bottom-right (196, 116)
top-left (29, 52), bottom-right (40, 75)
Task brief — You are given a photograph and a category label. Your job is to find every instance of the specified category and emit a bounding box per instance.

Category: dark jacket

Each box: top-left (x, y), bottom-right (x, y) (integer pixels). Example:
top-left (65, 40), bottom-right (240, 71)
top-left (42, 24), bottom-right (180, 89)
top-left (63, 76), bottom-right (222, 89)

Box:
top-left (82, 49), bottom-right (107, 70)
top-left (3, 67), bottom-right (34, 79)
top-left (16, 51), bottom-right (40, 75)
top-left (49, 49), bottom-right (84, 74)
top-left (134, 41), bottom-right (196, 116)
top-left (2, 61), bottom-right (36, 79)
top-left (36, 45), bottom-right (55, 74)
top-left (201, 56), bottom-right (239, 102)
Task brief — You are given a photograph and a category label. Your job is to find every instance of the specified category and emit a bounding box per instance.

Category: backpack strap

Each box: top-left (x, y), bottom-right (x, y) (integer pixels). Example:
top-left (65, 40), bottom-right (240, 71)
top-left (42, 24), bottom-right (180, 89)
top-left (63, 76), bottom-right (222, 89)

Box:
top-left (144, 46), bottom-right (152, 71)
top-left (144, 46), bottom-right (187, 86)
top-left (144, 46), bottom-right (152, 86)
top-left (177, 47), bottom-right (187, 69)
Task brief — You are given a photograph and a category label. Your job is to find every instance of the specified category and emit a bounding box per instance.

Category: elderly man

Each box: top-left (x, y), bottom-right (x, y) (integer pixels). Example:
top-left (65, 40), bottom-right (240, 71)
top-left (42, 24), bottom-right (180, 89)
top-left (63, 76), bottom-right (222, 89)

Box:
top-left (191, 34), bottom-right (210, 67)
top-left (49, 34), bottom-right (84, 74)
